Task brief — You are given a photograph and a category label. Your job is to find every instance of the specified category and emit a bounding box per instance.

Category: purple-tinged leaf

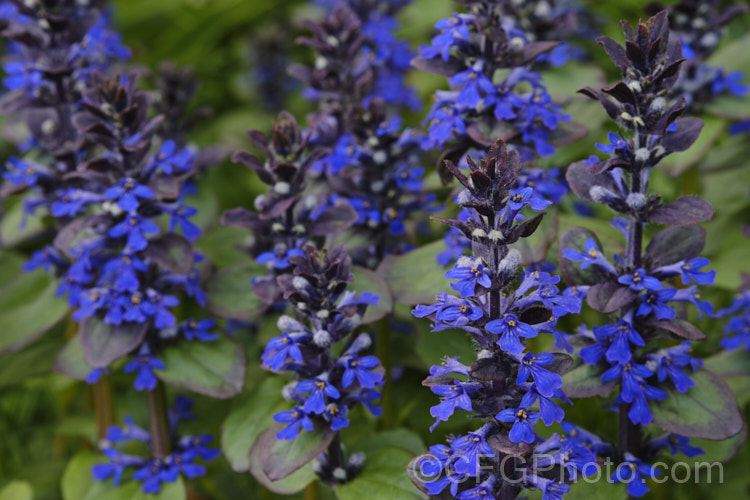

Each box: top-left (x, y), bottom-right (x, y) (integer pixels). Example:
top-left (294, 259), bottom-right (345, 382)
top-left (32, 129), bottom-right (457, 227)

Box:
top-left (518, 305), bottom-right (552, 325)
top-left (647, 319), bottom-right (707, 341)
top-left (157, 336), bottom-right (246, 399)
top-left (143, 233), bottom-right (194, 275)
top-left (596, 36), bottom-right (629, 69)
top-left (487, 432), bottom-right (534, 455)
top-left (309, 204), bottom-right (359, 236)
top-left (220, 207), bottom-right (267, 231)
top-left (53, 334), bottom-right (91, 381)
top-left (547, 353), bottom-right (574, 375)
top-left (410, 56), bottom-right (466, 77)
top-left (407, 455), bottom-right (456, 500)
top-left (257, 423), bottom-right (335, 481)
top-left (587, 281), bottom-right (638, 313)
top-left (147, 176), bottom-right (183, 200)
top-left (80, 316), bottom-right (148, 368)
top-left (645, 225), bottom-right (705, 268)
top-left (588, 157), bottom-right (628, 175)
top-left (651, 370), bottom-right (743, 440)
top-left (562, 362), bottom-right (617, 398)
top-left (515, 41), bottom-right (561, 65)
top-left (661, 117), bottom-right (703, 154)
top-left (248, 435), bottom-right (316, 494)
top-left (650, 196), bottom-right (713, 225)
top-left (53, 214), bottom-right (110, 258)
top-left (470, 358), bottom-right (510, 382)
top-left (578, 87), bottom-right (621, 120)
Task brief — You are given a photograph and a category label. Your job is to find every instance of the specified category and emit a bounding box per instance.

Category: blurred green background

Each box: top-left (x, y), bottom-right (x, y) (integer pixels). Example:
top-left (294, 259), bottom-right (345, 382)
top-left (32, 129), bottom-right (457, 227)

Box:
top-left (0, 0), bottom-right (748, 499)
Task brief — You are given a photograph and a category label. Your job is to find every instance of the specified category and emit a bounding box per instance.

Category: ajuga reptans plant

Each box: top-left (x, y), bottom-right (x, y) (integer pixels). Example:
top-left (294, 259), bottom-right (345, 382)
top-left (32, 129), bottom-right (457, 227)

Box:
top-left (408, 140), bottom-right (592, 500)
top-left (559, 11), bottom-right (743, 497)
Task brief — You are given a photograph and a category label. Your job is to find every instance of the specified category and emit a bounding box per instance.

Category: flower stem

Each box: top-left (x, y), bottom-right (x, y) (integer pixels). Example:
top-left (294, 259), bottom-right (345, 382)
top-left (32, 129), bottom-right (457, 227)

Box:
top-left (146, 380), bottom-right (172, 459)
top-left (376, 317), bottom-right (395, 429)
top-left (92, 374), bottom-right (115, 440)
top-left (304, 481), bottom-right (319, 500)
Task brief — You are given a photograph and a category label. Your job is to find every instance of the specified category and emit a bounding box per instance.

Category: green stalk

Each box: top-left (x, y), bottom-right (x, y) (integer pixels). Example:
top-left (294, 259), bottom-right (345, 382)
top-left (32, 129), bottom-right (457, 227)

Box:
top-left (304, 481), bottom-right (319, 500)
top-left (147, 380), bottom-right (172, 459)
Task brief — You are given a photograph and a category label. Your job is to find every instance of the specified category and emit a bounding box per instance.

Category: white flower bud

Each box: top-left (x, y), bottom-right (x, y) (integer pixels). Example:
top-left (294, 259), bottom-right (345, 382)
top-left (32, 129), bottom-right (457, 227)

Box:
top-left (456, 256), bottom-right (475, 268)
top-left (498, 248), bottom-right (521, 275)
top-left (472, 228), bottom-right (487, 239)
top-left (282, 382), bottom-right (297, 400)
top-left (371, 180), bottom-right (385, 192)
top-left (487, 229), bottom-right (504, 242)
top-left (41, 119), bottom-right (56, 135)
top-left (373, 151), bottom-right (387, 165)
top-left (313, 329), bottom-right (332, 347)
top-left (626, 193), bottom-right (647, 210)
top-left (316, 309), bottom-right (330, 319)
top-left (254, 194), bottom-right (266, 210)
top-left (477, 349), bottom-right (494, 360)
top-left (333, 468), bottom-right (347, 481)
top-left (650, 97), bottom-right (666, 113)
top-left (635, 148), bottom-right (650, 162)
top-left (274, 182), bottom-right (291, 195)
top-left (700, 32), bottom-right (719, 48)
top-left (349, 452), bottom-right (366, 468)
top-left (277, 315), bottom-right (303, 332)
top-left (627, 80), bottom-right (642, 93)
top-left (589, 185), bottom-right (618, 204)
top-left (456, 189), bottom-right (473, 204)
top-left (271, 222), bottom-right (284, 232)
top-left (312, 459), bottom-right (324, 474)
top-left (102, 201), bottom-right (124, 217)
top-left (292, 276), bottom-right (310, 291)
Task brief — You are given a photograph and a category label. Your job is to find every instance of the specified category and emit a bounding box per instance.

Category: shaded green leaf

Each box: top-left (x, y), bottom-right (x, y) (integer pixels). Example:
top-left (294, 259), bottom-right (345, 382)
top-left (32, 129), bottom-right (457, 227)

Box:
top-left (80, 316), bottom-right (148, 368)
top-left (562, 362), bottom-right (617, 399)
top-left (256, 423), bottom-right (335, 481)
top-left (157, 336), bottom-right (246, 398)
top-left (0, 481), bottom-right (32, 500)
top-left (377, 240), bottom-right (449, 306)
top-left (651, 370), bottom-right (744, 440)
top-left (54, 334), bottom-right (93, 381)
top-left (205, 262), bottom-right (268, 320)
top-left (351, 265), bottom-right (393, 324)
top-left (337, 448), bottom-right (424, 500)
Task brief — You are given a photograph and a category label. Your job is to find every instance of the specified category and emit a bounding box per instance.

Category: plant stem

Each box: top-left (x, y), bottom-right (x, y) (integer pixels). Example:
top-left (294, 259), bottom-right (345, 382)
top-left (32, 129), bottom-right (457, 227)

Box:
top-left (304, 482), bottom-right (319, 500)
top-left (93, 374), bottom-right (115, 440)
top-left (376, 318), bottom-right (395, 429)
top-left (146, 380), bottom-right (172, 459)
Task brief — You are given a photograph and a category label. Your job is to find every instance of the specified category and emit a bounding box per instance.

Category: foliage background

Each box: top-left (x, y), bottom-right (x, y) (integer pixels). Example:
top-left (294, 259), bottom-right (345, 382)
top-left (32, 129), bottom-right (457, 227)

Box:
top-left (0, 0), bottom-right (748, 498)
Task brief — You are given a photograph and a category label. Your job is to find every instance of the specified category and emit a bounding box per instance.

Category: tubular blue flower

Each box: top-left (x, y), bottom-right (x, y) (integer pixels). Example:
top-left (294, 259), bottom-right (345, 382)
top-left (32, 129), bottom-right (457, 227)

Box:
top-left (595, 132), bottom-right (629, 155)
top-left (486, 314), bottom-right (538, 354)
top-left (650, 434), bottom-right (704, 458)
top-left (180, 319), bottom-right (219, 342)
top-left (166, 205), bottom-right (202, 242)
top-left (451, 426), bottom-right (494, 476)
top-left (429, 381), bottom-right (473, 432)
top-left (123, 346), bottom-right (166, 391)
top-left (256, 245), bottom-right (306, 269)
top-left (508, 187), bottom-right (552, 212)
top-left (449, 62), bottom-right (495, 108)
top-left (51, 189), bottom-right (102, 217)
top-left (323, 403), bottom-right (350, 431)
top-left (496, 407), bottom-right (540, 444)
top-left (445, 257), bottom-right (491, 298)
top-left (104, 178), bottom-right (154, 211)
top-left (297, 376), bottom-right (341, 415)
top-left (610, 455), bottom-right (661, 497)
top-left (143, 290), bottom-right (179, 329)
top-left (274, 406), bottom-right (315, 440)
top-left (618, 268), bottom-right (662, 291)
top-left (637, 288), bottom-right (676, 320)
top-left (520, 386), bottom-right (565, 426)
top-left (108, 214), bottom-right (160, 252)
top-left (601, 320), bottom-right (645, 365)
top-left (262, 332), bottom-right (305, 370)
top-left (516, 352), bottom-right (562, 397)
top-left (562, 239), bottom-right (617, 274)
top-left (91, 448), bottom-right (145, 486)
top-left (341, 355), bottom-right (383, 389)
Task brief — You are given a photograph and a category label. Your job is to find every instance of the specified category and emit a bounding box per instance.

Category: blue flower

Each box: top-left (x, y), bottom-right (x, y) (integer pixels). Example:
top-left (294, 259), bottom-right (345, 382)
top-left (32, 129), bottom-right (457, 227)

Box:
top-left (273, 406), bottom-right (314, 440)
top-left (562, 239), bottom-right (617, 274)
top-left (104, 178), bottom-right (154, 212)
top-left (296, 376), bottom-right (341, 415)
top-left (445, 257), bottom-right (491, 298)
top-left (601, 320), bottom-right (645, 365)
top-left (652, 343), bottom-right (702, 393)
top-left (637, 288), bottom-right (676, 320)
top-left (180, 319), bottom-right (219, 342)
top-left (256, 244), bottom-right (305, 269)
top-left (496, 407), bottom-right (539, 443)
top-left (132, 462), bottom-right (171, 494)
top-left (457, 477), bottom-right (496, 500)
top-left (148, 140), bottom-right (194, 175)
top-left (341, 355), bottom-right (382, 388)
top-left (610, 455), bottom-right (661, 497)
top-left (429, 381), bottom-right (473, 431)
top-left (167, 205), bottom-right (201, 242)
top-left (520, 385), bottom-right (565, 426)
top-left (596, 132), bottom-right (629, 155)
top-left (262, 332), bottom-right (305, 370)
top-left (451, 426), bottom-right (494, 476)
top-left (508, 187), bottom-right (552, 212)
top-left (103, 255), bottom-right (148, 292)
top-left (322, 403), bottom-right (350, 431)
top-left (124, 346), bottom-right (166, 391)
top-left (51, 189), bottom-right (102, 217)
top-left (449, 62), bottom-right (495, 108)
top-left (2, 61), bottom-right (42, 94)
top-left (650, 434), bottom-right (704, 458)
top-left (420, 14), bottom-right (472, 62)
top-left (85, 367), bottom-right (109, 384)
top-left (485, 314), bottom-right (538, 353)
top-left (679, 257), bottom-right (716, 285)
top-left (143, 290), bottom-right (179, 329)
top-left (516, 352), bottom-right (562, 398)
top-left (618, 268), bottom-right (662, 291)
top-left (413, 293), bottom-right (483, 330)
top-left (91, 448), bottom-right (144, 486)
top-left (109, 214), bottom-right (159, 252)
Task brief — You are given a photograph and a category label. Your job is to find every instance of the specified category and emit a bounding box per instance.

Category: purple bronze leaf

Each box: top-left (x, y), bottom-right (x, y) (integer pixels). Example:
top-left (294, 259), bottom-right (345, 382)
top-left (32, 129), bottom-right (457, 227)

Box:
top-left (650, 196), bottom-right (713, 225)
top-left (80, 316), bottom-right (148, 368)
top-left (143, 233), bottom-right (195, 275)
top-left (645, 225), bottom-right (705, 268)
top-left (587, 281), bottom-right (638, 313)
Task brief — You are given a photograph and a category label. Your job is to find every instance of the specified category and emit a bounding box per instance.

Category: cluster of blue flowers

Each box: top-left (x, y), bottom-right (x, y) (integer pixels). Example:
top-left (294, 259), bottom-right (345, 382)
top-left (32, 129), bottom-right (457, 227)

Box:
top-left (410, 140), bottom-right (592, 499)
top-left (312, 0), bottom-right (418, 110)
top-left (260, 245), bottom-right (383, 484)
top-left (719, 282), bottom-right (750, 352)
top-left (560, 11), bottom-right (715, 496)
top-left (288, 4), bottom-right (435, 267)
top-left (0, 1), bottom-right (215, 391)
top-left (664, 0), bottom-right (748, 110)
top-left (92, 396), bottom-right (220, 494)
top-left (414, 0), bottom-right (586, 267)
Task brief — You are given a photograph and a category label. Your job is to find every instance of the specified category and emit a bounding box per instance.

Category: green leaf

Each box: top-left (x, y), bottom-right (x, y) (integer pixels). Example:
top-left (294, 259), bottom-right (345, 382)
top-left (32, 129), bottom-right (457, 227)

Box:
top-left (377, 240), bottom-right (449, 306)
top-left (651, 369), bottom-right (744, 440)
top-left (255, 423), bottom-right (335, 481)
top-left (248, 437), bottom-right (317, 494)
top-left (205, 262), bottom-right (268, 320)
top-left (196, 226), bottom-right (248, 268)
top-left (691, 422), bottom-right (748, 463)
top-left (562, 362), bottom-right (617, 399)
top-left (349, 429), bottom-right (426, 457)
top-left (559, 476), bottom-right (628, 500)
top-left (221, 377), bottom-right (286, 472)
top-left (351, 265), bottom-right (393, 324)
top-left (707, 32), bottom-right (750, 74)
top-left (62, 452), bottom-right (186, 500)
top-left (0, 332), bottom-right (65, 388)
top-left (541, 63), bottom-right (606, 102)
top-left (0, 196), bottom-right (45, 247)
top-left (0, 481), bottom-right (32, 500)
top-left (157, 336), bottom-right (246, 398)
top-left (54, 334), bottom-right (93, 381)
top-left (0, 251), bottom-right (69, 354)
top-left (416, 327), bottom-right (475, 371)
top-left (704, 95), bottom-right (750, 120)
top-left (336, 448), bottom-right (424, 500)
top-left (80, 316), bottom-right (148, 368)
